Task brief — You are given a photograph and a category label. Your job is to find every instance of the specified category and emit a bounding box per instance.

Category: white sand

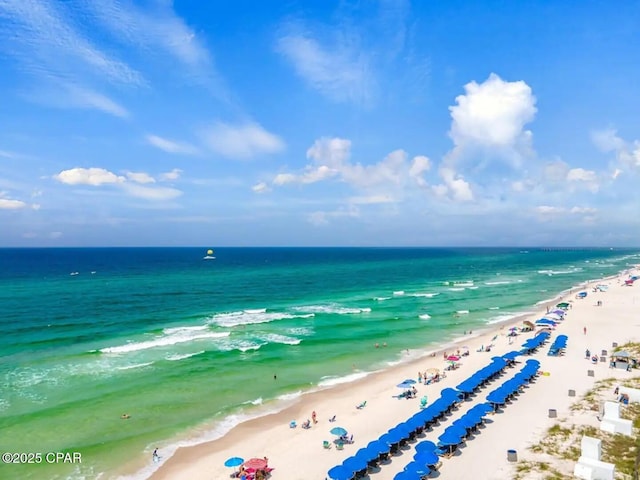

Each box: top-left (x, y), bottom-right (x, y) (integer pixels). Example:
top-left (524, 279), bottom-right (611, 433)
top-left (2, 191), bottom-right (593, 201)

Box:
top-left (147, 271), bottom-right (640, 480)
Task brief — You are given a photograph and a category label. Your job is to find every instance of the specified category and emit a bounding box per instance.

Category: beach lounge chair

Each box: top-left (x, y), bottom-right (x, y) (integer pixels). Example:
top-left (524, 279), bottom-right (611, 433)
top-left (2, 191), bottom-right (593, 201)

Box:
top-left (329, 415), bottom-right (336, 422)
top-left (356, 401), bottom-right (367, 409)
top-left (420, 396), bottom-right (428, 408)
top-left (323, 440), bottom-right (332, 449)
top-left (336, 441), bottom-right (344, 450)
top-left (289, 420), bottom-right (297, 428)
top-left (302, 419), bottom-right (311, 429)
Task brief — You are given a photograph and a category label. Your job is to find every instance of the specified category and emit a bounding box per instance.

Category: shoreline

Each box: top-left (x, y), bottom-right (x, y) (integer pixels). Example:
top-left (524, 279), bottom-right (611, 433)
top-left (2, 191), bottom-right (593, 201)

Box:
top-left (130, 269), bottom-right (633, 480)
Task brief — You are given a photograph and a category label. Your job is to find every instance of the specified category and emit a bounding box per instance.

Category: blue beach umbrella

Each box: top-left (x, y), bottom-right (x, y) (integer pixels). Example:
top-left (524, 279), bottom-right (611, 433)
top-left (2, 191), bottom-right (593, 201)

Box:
top-left (414, 449), bottom-right (439, 466)
top-left (224, 456), bottom-right (244, 467)
top-left (397, 381), bottom-right (415, 389)
top-left (342, 455), bottom-right (368, 473)
top-left (393, 471), bottom-right (413, 480)
top-left (365, 439), bottom-right (389, 457)
top-left (415, 440), bottom-right (437, 453)
top-left (330, 426), bottom-right (348, 436)
top-left (404, 460), bottom-right (431, 477)
top-left (327, 465), bottom-right (353, 480)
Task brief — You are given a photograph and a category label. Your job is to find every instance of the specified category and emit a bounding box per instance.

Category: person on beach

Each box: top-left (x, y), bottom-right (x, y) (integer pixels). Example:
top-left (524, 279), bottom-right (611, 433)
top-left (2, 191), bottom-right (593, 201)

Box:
top-left (584, 326), bottom-right (587, 335)
top-left (312, 411), bottom-right (317, 424)
top-left (152, 448), bottom-right (158, 462)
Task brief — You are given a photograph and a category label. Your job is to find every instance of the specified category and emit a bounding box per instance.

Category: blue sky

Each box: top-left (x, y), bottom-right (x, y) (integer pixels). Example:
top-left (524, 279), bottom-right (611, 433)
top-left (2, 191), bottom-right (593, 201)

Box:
top-left (1, 0), bottom-right (639, 247)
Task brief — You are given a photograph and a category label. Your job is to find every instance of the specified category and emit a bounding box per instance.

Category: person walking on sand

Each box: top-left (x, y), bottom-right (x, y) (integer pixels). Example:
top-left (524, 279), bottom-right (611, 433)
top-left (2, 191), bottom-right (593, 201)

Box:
top-left (152, 448), bottom-right (159, 462)
top-left (312, 411), bottom-right (317, 424)
top-left (584, 326), bottom-right (587, 335)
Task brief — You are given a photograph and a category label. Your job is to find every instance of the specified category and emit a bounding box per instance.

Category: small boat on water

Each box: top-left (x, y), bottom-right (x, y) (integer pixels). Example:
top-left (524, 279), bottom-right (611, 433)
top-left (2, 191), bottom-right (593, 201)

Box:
top-left (203, 249), bottom-right (216, 260)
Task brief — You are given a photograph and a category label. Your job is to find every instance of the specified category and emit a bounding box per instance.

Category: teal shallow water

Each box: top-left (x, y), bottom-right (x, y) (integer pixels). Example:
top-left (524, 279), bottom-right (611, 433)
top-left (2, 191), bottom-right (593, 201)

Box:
top-left (0, 247), bottom-right (638, 479)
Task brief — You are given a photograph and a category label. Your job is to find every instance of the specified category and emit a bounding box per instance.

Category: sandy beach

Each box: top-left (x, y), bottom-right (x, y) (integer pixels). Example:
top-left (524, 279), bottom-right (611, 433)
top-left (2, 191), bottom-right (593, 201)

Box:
top-left (147, 269), bottom-right (639, 480)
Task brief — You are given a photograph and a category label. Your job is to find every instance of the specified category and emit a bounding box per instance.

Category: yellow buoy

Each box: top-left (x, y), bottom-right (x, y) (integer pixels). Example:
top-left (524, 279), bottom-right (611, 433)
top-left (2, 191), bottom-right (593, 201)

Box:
top-left (207, 249), bottom-right (213, 255)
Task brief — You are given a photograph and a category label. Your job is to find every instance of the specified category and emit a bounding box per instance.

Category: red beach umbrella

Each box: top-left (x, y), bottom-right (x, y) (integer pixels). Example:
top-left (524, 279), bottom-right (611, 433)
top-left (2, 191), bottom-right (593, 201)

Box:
top-left (446, 355), bottom-right (460, 362)
top-left (243, 458), bottom-right (268, 470)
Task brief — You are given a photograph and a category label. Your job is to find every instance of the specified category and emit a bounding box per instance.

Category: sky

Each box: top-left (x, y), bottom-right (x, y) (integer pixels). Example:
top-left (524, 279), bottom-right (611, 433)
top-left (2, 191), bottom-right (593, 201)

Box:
top-left (0, 0), bottom-right (639, 247)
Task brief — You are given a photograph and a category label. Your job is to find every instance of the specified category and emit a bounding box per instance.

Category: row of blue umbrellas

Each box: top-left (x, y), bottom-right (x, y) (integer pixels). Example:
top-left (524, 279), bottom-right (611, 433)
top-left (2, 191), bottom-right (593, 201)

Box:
top-left (455, 356), bottom-right (509, 394)
top-left (327, 390), bottom-right (465, 480)
top-left (548, 334), bottom-right (568, 356)
top-left (521, 331), bottom-right (550, 353)
top-left (327, 351), bottom-right (526, 480)
top-left (486, 359), bottom-right (540, 406)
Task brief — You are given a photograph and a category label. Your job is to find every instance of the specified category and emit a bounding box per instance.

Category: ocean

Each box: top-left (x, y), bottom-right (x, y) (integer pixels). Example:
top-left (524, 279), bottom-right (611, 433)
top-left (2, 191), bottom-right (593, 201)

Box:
top-left (1, 247), bottom-right (638, 479)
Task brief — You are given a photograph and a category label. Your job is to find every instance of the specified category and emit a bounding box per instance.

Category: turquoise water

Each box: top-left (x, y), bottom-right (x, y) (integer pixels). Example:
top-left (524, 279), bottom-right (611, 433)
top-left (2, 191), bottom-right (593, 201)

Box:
top-left (1, 247), bottom-right (638, 479)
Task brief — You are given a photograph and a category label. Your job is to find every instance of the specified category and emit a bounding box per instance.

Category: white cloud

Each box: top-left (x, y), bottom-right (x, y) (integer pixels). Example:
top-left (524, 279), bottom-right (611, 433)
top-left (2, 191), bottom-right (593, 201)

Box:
top-left (591, 129), bottom-right (640, 173)
top-left (146, 135), bottom-right (198, 155)
top-left (121, 183), bottom-right (182, 201)
top-left (201, 122), bottom-right (285, 159)
top-left (54, 167), bottom-right (125, 185)
top-left (307, 205), bottom-right (360, 226)
top-left (0, 0), bottom-right (143, 86)
top-left (535, 205), bottom-right (597, 215)
top-left (25, 83), bottom-right (129, 118)
top-left (591, 128), bottom-right (625, 153)
top-left (570, 206), bottom-right (597, 214)
top-left (64, 85), bottom-right (129, 117)
top-left (348, 194), bottom-right (395, 205)
top-left (276, 29), bottom-right (373, 104)
top-left (409, 155), bottom-right (431, 186)
top-left (159, 169), bottom-right (183, 181)
top-left (449, 73), bottom-right (536, 149)
top-left (433, 167), bottom-right (473, 202)
top-left (125, 171), bottom-right (155, 184)
top-left (535, 205), bottom-right (564, 215)
top-left (53, 167), bottom-right (182, 201)
top-left (252, 182), bottom-right (270, 194)
top-left (266, 138), bottom-right (432, 202)
top-left (567, 168), bottom-right (596, 183)
top-left (84, 0), bottom-right (212, 72)
top-left (0, 198), bottom-right (27, 209)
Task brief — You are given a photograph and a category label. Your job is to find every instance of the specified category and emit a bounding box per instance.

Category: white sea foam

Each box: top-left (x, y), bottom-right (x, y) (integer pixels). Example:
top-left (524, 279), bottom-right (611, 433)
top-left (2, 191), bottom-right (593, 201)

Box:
top-left (258, 333), bottom-right (301, 346)
top-left (456, 310), bottom-right (469, 314)
top-left (244, 308), bottom-right (266, 314)
top-left (393, 290), bottom-right (405, 296)
top-left (209, 310), bottom-right (305, 327)
top-left (488, 306), bottom-right (500, 310)
top-left (468, 286), bottom-right (479, 290)
top-left (374, 296), bottom-right (391, 301)
top-left (165, 351), bottom-right (205, 361)
top-left (116, 410), bottom-right (283, 480)
top-left (410, 292), bottom-right (439, 298)
top-left (277, 390), bottom-right (303, 401)
top-left (163, 325), bottom-right (209, 335)
top-left (292, 304), bottom-right (371, 315)
top-left (116, 362), bottom-right (154, 371)
top-left (448, 287), bottom-right (465, 291)
top-left (285, 327), bottom-right (313, 336)
top-left (317, 371), bottom-right (369, 388)
top-left (242, 397), bottom-right (263, 406)
top-left (419, 314), bottom-right (431, 320)
top-left (484, 280), bottom-right (511, 286)
top-left (100, 331), bottom-right (230, 354)
top-left (537, 268), bottom-right (583, 275)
